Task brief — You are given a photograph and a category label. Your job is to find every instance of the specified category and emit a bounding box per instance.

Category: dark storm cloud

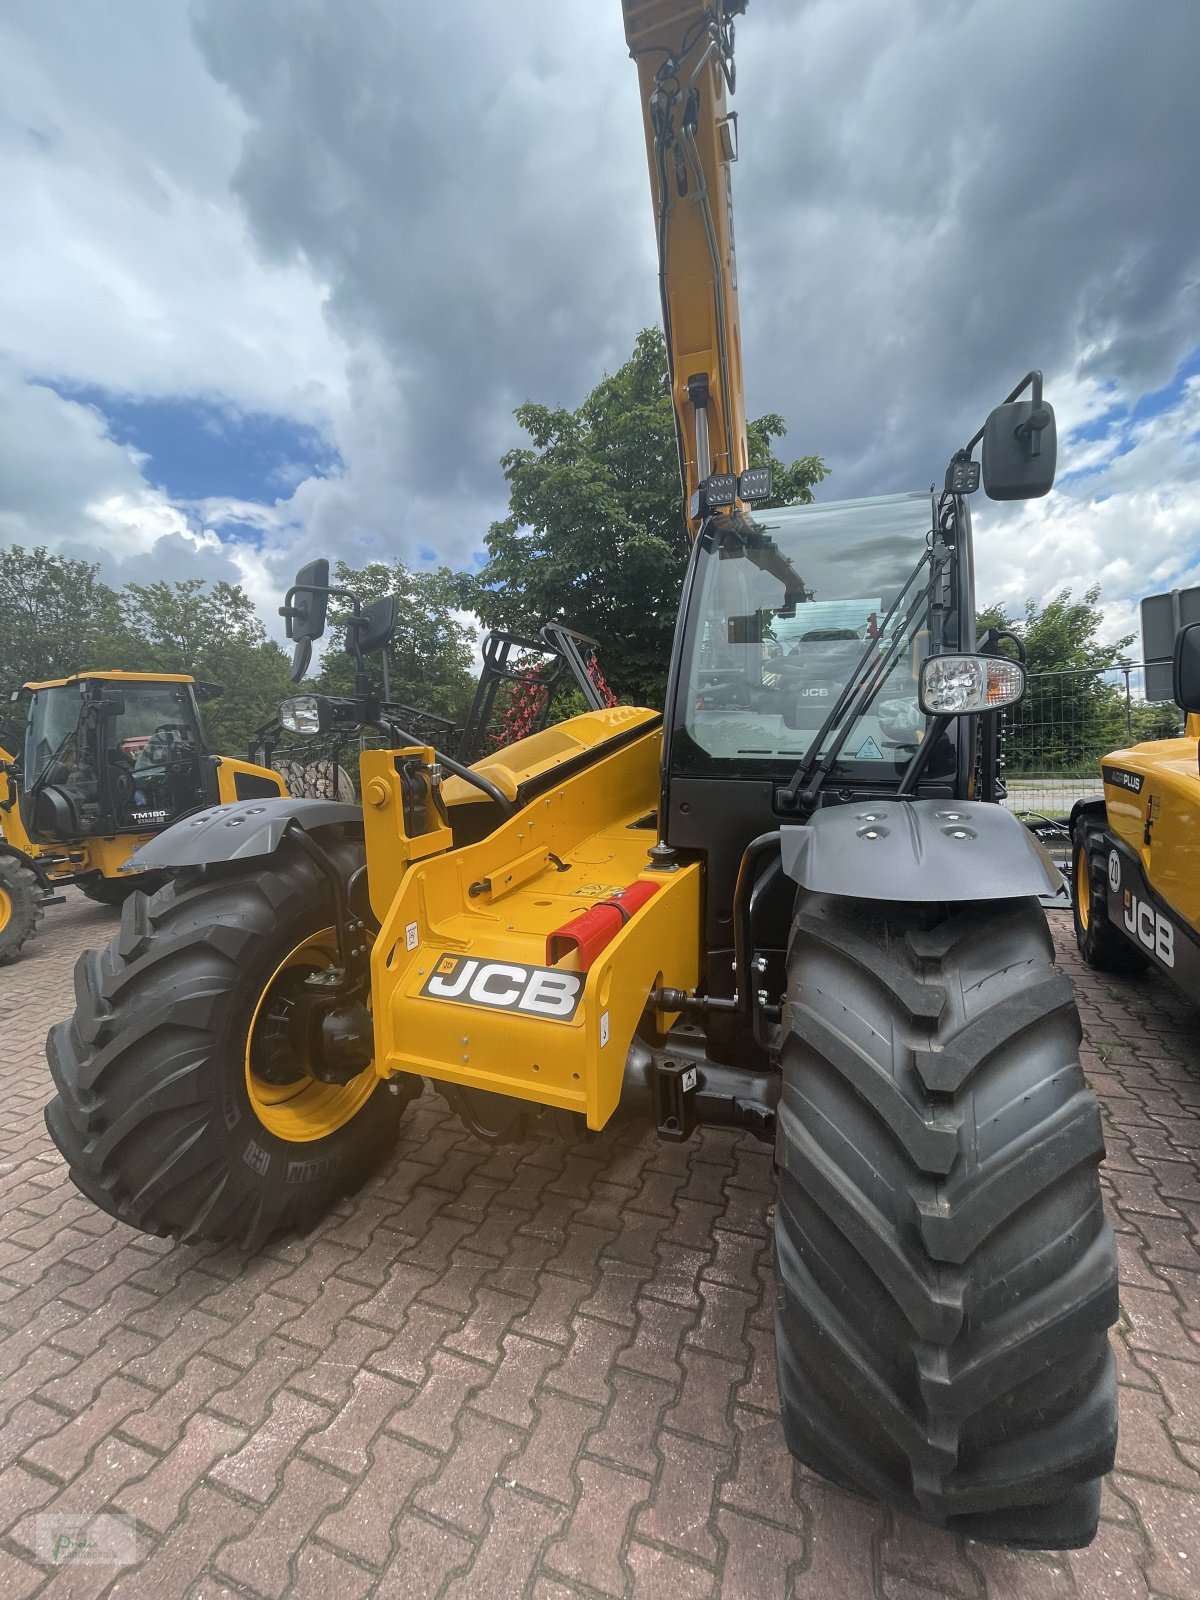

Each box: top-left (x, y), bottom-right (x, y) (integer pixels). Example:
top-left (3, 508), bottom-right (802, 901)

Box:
top-left (733, 0), bottom-right (1200, 491)
top-left (191, 0), bottom-right (659, 518)
top-left (190, 0), bottom-right (1198, 531)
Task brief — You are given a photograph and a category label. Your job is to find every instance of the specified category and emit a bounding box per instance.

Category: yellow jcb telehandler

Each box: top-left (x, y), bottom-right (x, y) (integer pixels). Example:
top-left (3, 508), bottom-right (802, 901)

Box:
top-left (1072, 617), bottom-right (1200, 987)
top-left (44, 1), bottom-right (1118, 1550)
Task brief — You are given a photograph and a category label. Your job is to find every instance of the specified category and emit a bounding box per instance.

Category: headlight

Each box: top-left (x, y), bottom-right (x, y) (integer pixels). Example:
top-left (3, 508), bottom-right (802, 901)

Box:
top-left (278, 695), bottom-right (323, 735)
top-left (919, 655), bottom-right (1025, 715)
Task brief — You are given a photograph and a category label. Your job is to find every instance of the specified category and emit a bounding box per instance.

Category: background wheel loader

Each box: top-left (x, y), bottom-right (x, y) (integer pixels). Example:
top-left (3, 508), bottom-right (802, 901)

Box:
top-left (43, 0), bottom-right (1118, 1553)
top-left (1071, 604), bottom-right (1200, 986)
top-left (0, 668), bottom-right (285, 962)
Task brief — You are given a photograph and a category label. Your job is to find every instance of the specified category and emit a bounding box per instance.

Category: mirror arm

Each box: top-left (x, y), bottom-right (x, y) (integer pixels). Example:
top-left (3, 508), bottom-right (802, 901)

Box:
top-left (961, 369), bottom-right (1044, 458)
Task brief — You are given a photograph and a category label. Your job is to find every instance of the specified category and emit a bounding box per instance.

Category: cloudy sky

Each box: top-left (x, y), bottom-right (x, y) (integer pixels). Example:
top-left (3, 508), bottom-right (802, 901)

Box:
top-left (2, 0), bottom-right (1198, 655)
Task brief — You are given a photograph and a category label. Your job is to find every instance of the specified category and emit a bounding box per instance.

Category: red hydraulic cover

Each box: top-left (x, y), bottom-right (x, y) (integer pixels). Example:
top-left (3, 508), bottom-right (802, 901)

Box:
top-left (546, 881), bottom-right (659, 971)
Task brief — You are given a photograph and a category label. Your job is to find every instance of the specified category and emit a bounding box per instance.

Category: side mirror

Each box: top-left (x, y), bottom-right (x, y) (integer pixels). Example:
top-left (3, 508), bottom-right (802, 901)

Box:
top-left (99, 691), bottom-right (126, 716)
top-left (193, 681), bottom-right (224, 703)
top-left (347, 595), bottom-right (399, 659)
top-left (281, 558), bottom-right (330, 684)
top-left (982, 400), bottom-right (1057, 500)
top-left (1173, 622), bottom-right (1200, 714)
top-left (282, 558), bottom-right (330, 643)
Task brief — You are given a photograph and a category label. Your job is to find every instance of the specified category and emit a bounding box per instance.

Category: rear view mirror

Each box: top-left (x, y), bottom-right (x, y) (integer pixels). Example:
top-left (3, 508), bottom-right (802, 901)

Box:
top-left (347, 595), bottom-right (398, 659)
top-left (283, 558), bottom-right (330, 643)
top-left (1173, 622), bottom-right (1200, 713)
top-left (99, 691), bottom-right (126, 716)
top-left (982, 400), bottom-right (1057, 500)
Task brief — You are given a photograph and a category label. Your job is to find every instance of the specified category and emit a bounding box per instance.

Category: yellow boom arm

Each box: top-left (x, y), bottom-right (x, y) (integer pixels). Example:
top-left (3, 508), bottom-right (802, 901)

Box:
top-left (621, 0), bottom-right (750, 539)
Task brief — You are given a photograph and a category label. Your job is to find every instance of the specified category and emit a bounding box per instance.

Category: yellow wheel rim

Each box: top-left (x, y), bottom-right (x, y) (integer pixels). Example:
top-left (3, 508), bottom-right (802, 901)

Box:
top-left (244, 928), bottom-right (377, 1143)
top-left (0, 887), bottom-right (10, 934)
top-left (1075, 846), bottom-right (1091, 931)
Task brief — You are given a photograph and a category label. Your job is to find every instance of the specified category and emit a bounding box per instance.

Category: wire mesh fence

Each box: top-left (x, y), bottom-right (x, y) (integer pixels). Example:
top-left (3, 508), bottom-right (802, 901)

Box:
top-left (1001, 662), bottom-right (1182, 819)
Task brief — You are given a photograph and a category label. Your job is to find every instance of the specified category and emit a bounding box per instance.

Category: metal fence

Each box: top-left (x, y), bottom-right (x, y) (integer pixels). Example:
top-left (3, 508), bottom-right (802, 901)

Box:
top-left (1001, 662), bottom-right (1182, 819)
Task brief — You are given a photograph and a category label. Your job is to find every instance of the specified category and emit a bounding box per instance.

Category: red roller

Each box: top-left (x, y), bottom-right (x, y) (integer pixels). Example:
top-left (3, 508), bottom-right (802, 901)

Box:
top-left (546, 881), bottom-right (659, 971)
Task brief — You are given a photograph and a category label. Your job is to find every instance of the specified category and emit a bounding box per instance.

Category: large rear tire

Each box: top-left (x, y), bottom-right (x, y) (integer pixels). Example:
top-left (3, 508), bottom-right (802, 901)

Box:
top-left (1072, 818), bottom-right (1146, 974)
top-left (775, 894), bottom-right (1118, 1548)
top-left (0, 854), bottom-right (43, 965)
top-left (45, 836), bottom-right (415, 1249)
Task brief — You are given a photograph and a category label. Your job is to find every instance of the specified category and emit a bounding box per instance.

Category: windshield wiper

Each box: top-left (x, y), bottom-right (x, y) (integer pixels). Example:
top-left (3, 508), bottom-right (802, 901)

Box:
top-left (30, 723), bottom-right (84, 792)
top-left (778, 536), bottom-right (949, 815)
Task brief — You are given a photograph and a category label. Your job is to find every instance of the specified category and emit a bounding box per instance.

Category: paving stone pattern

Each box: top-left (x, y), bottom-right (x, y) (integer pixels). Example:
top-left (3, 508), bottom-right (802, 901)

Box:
top-left (1, 890), bottom-right (1199, 1598)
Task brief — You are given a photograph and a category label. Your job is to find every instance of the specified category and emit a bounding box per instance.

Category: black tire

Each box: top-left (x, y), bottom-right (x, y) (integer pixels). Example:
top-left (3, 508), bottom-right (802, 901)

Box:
top-left (775, 894), bottom-right (1118, 1549)
top-left (0, 854), bottom-right (43, 965)
top-left (1072, 819), bottom-right (1146, 974)
top-left (45, 836), bottom-right (416, 1249)
top-left (76, 871), bottom-right (164, 908)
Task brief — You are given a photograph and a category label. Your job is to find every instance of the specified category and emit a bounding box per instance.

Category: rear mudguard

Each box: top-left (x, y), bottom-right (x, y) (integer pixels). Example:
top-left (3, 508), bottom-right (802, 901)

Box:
top-left (780, 798), bottom-right (1066, 904)
top-left (125, 797), bottom-right (362, 871)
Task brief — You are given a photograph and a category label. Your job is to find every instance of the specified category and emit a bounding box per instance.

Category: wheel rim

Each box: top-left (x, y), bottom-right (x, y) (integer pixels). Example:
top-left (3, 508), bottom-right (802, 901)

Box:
top-left (1075, 845), bottom-right (1091, 930)
top-left (244, 928), bottom-right (377, 1143)
top-left (0, 886), bottom-right (10, 933)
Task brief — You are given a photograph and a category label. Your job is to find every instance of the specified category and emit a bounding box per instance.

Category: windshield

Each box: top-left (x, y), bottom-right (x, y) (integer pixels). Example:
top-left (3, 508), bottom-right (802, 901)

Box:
top-left (677, 492), bottom-right (954, 780)
top-left (25, 686), bottom-right (86, 786)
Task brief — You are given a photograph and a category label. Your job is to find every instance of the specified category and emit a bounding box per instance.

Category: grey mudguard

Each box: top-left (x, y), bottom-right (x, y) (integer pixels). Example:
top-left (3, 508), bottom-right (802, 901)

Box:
top-left (780, 798), bottom-right (1065, 903)
top-left (125, 797), bottom-right (362, 871)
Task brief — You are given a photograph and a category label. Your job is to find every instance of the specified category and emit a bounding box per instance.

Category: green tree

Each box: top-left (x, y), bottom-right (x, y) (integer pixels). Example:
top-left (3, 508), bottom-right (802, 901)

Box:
top-left (0, 546), bottom-right (128, 699)
top-left (0, 544), bottom-right (133, 753)
top-left (118, 578), bottom-right (293, 753)
top-left (747, 413), bottom-right (829, 510)
top-left (314, 559), bottom-right (476, 722)
top-left (976, 586), bottom-right (1177, 777)
top-left (469, 327), bottom-right (828, 707)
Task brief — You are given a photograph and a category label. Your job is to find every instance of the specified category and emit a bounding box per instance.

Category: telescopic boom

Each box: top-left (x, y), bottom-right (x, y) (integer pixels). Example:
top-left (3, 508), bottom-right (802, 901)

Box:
top-left (621, 1), bottom-right (751, 539)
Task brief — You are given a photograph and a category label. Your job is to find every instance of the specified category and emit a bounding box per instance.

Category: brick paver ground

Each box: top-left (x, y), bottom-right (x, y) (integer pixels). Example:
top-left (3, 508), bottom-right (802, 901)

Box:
top-left (1, 889), bottom-right (1198, 1599)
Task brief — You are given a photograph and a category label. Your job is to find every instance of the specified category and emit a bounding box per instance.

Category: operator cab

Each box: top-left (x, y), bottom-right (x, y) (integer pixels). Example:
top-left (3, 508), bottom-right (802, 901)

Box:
top-left (675, 492), bottom-right (953, 786)
top-left (20, 675), bottom-right (213, 842)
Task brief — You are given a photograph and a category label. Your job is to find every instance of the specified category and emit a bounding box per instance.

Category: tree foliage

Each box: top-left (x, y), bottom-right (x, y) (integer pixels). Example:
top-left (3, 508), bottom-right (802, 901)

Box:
top-left (0, 546), bottom-right (126, 698)
top-left (468, 327), bottom-right (828, 707)
top-left (976, 586), bottom-right (1178, 777)
top-left (314, 558), bottom-right (477, 721)
top-left (0, 545), bottom-right (292, 757)
top-left (116, 578), bottom-right (294, 752)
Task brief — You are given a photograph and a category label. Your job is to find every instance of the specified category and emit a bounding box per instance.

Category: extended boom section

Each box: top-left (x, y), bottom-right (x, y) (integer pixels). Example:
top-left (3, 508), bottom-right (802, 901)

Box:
top-left (622, 0), bottom-right (751, 535)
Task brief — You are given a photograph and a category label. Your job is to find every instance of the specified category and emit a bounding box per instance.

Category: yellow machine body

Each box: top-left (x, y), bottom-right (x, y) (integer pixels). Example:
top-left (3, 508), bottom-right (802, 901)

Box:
top-left (1, 669), bottom-right (285, 884)
top-left (1099, 717), bottom-right (1200, 934)
top-left (358, 708), bottom-right (698, 1130)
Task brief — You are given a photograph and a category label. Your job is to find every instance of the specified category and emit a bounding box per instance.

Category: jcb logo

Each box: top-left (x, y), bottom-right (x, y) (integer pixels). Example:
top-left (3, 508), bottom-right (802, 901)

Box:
top-left (798, 687), bottom-right (829, 698)
top-left (1122, 894), bottom-right (1175, 967)
top-left (420, 954), bottom-right (583, 1021)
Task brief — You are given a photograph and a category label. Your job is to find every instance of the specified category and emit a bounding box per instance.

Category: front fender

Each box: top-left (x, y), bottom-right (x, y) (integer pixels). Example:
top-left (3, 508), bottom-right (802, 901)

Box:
top-left (780, 799), bottom-right (1064, 903)
top-left (126, 797), bottom-right (362, 871)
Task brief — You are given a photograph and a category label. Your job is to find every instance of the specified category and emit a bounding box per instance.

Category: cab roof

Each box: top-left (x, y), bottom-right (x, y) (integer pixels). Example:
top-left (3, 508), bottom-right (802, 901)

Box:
top-left (22, 670), bottom-right (197, 691)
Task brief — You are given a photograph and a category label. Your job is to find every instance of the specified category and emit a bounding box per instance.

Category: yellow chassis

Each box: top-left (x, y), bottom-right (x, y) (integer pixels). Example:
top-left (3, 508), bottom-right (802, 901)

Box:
top-left (360, 708), bottom-right (699, 1129)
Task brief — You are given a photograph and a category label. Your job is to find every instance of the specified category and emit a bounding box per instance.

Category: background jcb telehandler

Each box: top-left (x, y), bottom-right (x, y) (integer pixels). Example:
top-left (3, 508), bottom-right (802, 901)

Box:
top-left (44, 0), bottom-right (1118, 1552)
top-left (1072, 612), bottom-right (1200, 988)
top-left (0, 669), bottom-right (285, 962)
